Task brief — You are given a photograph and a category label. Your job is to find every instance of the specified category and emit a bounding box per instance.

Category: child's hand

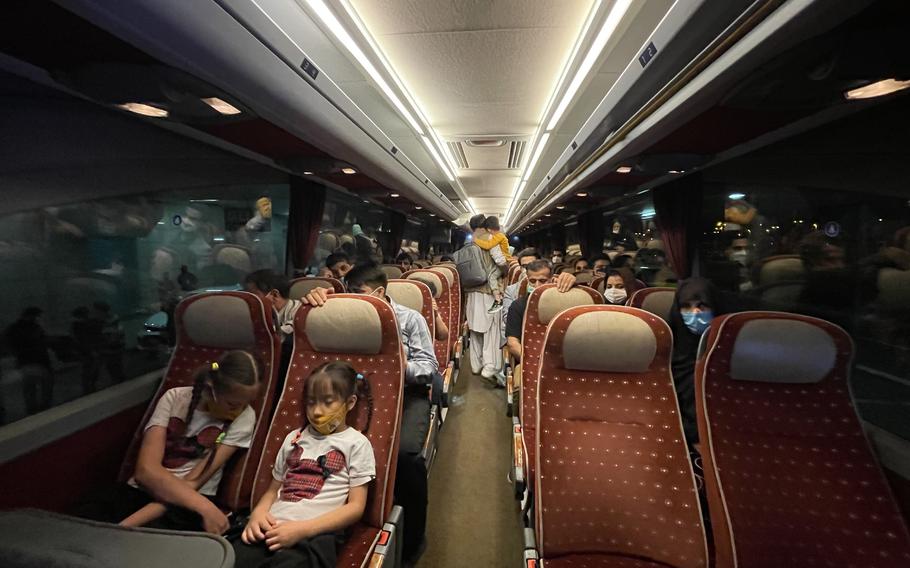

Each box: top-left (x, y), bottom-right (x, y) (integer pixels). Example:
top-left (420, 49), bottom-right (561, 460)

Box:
top-left (241, 510), bottom-right (277, 544)
top-left (265, 520), bottom-right (311, 551)
top-left (200, 503), bottom-right (230, 535)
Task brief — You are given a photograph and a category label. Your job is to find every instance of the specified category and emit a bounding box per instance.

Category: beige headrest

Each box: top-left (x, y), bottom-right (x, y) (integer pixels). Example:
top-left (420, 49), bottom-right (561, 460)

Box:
top-left (288, 279), bottom-right (333, 300)
top-left (573, 270), bottom-right (595, 284)
top-left (433, 267), bottom-right (455, 286)
top-left (640, 290), bottom-right (675, 322)
top-left (183, 295), bottom-right (256, 348)
top-left (729, 319), bottom-right (837, 383)
top-left (407, 272), bottom-right (443, 298)
top-left (213, 245), bottom-right (252, 273)
top-left (760, 257), bottom-right (806, 285)
top-left (561, 311), bottom-right (658, 373)
top-left (877, 268), bottom-right (910, 310)
top-left (386, 281), bottom-right (427, 313)
top-left (381, 266), bottom-right (403, 279)
top-left (536, 287), bottom-right (598, 324)
top-left (304, 298), bottom-right (382, 354)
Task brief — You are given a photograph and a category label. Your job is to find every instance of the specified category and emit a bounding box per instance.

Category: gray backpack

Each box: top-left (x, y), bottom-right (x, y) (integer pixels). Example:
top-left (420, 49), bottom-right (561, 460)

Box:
top-left (452, 243), bottom-right (489, 288)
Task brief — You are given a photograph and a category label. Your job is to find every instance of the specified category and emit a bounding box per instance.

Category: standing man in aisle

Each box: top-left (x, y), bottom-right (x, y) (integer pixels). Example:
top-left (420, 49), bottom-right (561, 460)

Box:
top-left (463, 214), bottom-right (507, 381)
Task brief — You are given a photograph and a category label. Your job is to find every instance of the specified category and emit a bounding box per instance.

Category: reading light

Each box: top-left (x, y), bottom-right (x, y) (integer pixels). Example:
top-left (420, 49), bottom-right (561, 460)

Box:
top-left (306, 0), bottom-right (424, 134)
top-left (545, 213), bottom-right (552, 217)
top-left (668, 170), bottom-right (682, 174)
top-left (728, 192), bottom-right (746, 200)
top-left (844, 79), bottom-right (910, 100)
top-left (616, 166), bottom-right (632, 174)
top-left (202, 97), bottom-right (241, 115)
top-left (415, 206), bottom-right (423, 210)
top-left (421, 135), bottom-right (455, 181)
top-left (556, 205), bottom-right (565, 210)
top-left (429, 213), bottom-right (436, 217)
top-left (523, 132), bottom-right (551, 182)
top-left (546, 0), bottom-right (633, 131)
top-left (117, 102), bottom-right (168, 118)
top-left (303, 171), bottom-right (314, 175)
top-left (576, 192), bottom-right (588, 197)
top-left (341, 167), bottom-right (357, 175)
top-left (390, 193), bottom-right (400, 198)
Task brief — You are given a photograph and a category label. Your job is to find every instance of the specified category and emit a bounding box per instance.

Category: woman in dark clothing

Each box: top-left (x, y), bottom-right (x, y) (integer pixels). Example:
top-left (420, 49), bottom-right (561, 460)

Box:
top-left (668, 278), bottom-right (726, 446)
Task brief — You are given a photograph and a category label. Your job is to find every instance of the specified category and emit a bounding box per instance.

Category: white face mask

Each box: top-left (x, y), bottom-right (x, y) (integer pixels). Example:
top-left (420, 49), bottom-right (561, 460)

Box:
top-left (604, 287), bottom-right (627, 304)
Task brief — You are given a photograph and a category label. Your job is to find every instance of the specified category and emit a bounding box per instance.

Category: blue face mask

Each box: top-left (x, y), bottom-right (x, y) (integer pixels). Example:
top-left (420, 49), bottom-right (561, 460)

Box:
top-left (681, 309), bottom-right (713, 335)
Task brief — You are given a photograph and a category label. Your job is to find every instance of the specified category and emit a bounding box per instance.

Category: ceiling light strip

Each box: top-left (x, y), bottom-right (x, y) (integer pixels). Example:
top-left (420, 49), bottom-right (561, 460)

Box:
top-left (421, 135), bottom-right (455, 182)
top-left (306, 0), bottom-right (424, 135)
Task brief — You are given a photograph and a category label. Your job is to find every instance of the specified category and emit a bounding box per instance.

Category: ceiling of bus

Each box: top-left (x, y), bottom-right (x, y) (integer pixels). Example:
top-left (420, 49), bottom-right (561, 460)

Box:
top-left (336, 0), bottom-right (674, 219)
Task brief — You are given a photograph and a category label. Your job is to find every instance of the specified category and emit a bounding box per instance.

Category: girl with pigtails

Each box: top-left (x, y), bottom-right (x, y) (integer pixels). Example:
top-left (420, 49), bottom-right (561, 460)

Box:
top-left (232, 361), bottom-right (376, 568)
top-left (77, 350), bottom-right (261, 533)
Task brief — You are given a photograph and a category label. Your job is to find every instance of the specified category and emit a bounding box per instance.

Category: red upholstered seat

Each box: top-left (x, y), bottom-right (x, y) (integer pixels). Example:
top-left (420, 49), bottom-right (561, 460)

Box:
top-left (405, 268), bottom-right (454, 364)
top-left (386, 279), bottom-right (436, 362)
top-left (381, 264), bottom-right (404, 279)
top-left (250, 294), bottom-right (404, 567)
top-left (627, 287), bottom-right (676, 321)
top-left (288, 276), bottom-right (344, 299)
top-left (118, 291), bottom-right (281, 511)
top-left (429, 264), bottom-right (462, 355)
top-left (520, 284), bottom-right (603, 487)
top-left (535, 305), bottom-right (708, 568)
top-left (696, 311), bottom-right (910, 568)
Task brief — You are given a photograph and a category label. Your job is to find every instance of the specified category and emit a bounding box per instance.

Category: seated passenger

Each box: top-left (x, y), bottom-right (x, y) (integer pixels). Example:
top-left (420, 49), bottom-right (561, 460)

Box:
top-left (78, 351), bottom-right (260, 533)
top-left (573, 258), bottom-right (590, 273)
top-left (233, 362), bottom-right (375, 568)
top-left (669, 278), bottom-right (726, 446)
top-left (602, 268), bottom-right (637, 305)
top-left (504, 260), bottom-right (576, 362)
top-left (244, 270), bottom-right (302, 341)
top-left (396, 252), bottom-right (414, 272)
top-left (591, 254), bottom-right (611, 277)
top-left (325, 252), bottom-right (352, 282)
top-left (301, 264), bottom-right (435, 563)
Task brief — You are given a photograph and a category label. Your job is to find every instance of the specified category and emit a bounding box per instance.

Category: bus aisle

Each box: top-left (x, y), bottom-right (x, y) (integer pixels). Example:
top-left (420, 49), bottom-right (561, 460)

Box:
top-left (419, 347), bottom-right (523, 567)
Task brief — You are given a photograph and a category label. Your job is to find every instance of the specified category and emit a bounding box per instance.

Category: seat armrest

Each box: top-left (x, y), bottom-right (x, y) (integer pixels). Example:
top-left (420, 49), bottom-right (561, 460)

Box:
top-left (523, 528), bottom-right (539, 567)
top-left (369, 505), bottom-right (404, 568)
top-left (506, 368), bottom-right (514, 417)
top-left (511, 415), bottom-right (526, 499)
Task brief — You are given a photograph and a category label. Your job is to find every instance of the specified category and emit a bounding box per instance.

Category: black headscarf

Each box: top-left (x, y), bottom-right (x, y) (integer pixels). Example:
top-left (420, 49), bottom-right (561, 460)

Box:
top-left (668, 277), bottom-right (726, 446)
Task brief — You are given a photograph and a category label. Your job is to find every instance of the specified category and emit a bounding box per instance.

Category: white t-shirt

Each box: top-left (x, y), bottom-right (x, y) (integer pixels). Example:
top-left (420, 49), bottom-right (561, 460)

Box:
top-left (269, 426), bottom-right (376, 522)
top-left (129, 386), bottom-right (256, 496)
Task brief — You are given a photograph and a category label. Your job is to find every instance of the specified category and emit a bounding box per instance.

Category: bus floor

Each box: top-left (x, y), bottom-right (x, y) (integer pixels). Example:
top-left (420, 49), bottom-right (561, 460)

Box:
top-left (417, 348), bottom-right (524, 567)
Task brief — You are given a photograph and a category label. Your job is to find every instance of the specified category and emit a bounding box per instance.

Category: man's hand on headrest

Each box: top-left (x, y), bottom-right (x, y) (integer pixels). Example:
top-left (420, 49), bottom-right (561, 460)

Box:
top-left (553, 272), bottom-right (577, 293)
top-left (303, 286), bottom-right (331, 307)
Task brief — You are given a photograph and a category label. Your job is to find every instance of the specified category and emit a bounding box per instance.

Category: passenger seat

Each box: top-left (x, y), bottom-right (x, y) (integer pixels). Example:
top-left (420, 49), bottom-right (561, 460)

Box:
top-left (288, 276), bottom-right (344, 298)
top-left (525, 305), bottom-right (707, 567)
top-left (250, 295), bottom-right (405, 568)
top-left (627, 287), bottom-right (676, 322)
top-left (118, 291), bottom-right (281, 512)
top-left (696, 311), bottom-right (910, 568)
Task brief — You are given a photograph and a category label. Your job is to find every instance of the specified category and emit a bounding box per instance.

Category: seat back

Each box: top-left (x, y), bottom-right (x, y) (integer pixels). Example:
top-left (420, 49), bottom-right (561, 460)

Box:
top-left (288, 277), bottom-right (344, 299)
top-left (573, 269), bottom-right (595, 284)
top-left (381, 265), bottom-right (404, 279)
top-left (403, 269), bottom-right (452, 365)
top-left (508, 264), bottom-right (522, 285)
top-left (520, 284), bottom-right (603, 484)
top-left (757, 255), bottom-right (806, 286)
top-left (591, 276), bottom-right (604, 294)
top-left (251, 295), bottom-right (404, 530)
top-left (387, 279), bottom-right (437, 365)
top-left (628, 287), bottom-right (675, 321)
top-left (535, 305), bottom-right (707, 566)
top-left (119, 292), bottom-right (281, 511)
top-left (419, 265), bottom-right (460, 358)
top-left (212, 244), bottom-right (252, 274)
top-left (697, 311), bottom-right (910, 568)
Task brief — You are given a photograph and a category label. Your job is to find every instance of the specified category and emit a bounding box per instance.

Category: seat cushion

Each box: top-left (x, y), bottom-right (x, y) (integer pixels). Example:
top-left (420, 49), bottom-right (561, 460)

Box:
top-left (543, 553), bottom-right (674, 567)
top-left (337, 524), bottom-right (380, 567)
top-left (0, 509), bottom-right (233, 568)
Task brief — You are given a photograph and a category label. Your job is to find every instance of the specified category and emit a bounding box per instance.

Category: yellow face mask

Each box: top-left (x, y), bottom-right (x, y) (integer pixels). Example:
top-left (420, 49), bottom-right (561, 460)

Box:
top-left (309, 406), bottom-right (348, 436)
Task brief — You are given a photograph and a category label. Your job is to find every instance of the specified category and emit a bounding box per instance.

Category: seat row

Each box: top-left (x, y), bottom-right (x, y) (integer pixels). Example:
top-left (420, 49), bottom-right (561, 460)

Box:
top-left (505, 288), bottom-right (910, 566)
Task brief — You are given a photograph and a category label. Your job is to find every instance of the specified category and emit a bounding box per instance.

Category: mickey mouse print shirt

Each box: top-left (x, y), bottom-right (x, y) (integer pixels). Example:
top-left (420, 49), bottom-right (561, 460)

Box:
top-left (129, 386), bottom-right (256, 495)
top-left (269, 427), bottom-right (376, 522)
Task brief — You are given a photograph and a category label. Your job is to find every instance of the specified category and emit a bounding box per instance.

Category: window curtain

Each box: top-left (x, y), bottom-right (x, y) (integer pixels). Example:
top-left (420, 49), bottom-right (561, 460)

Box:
top-left (286, 176), bottom-right (326, 274)
top-left (577, 210), bottom-right (605, 259)
top-left (387, 210), bottom-right (407, 260)
top-left (652, 172), bottom-right (703, 279)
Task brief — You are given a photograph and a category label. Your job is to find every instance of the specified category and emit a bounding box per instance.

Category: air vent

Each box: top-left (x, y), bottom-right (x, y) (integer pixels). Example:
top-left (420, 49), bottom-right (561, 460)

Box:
top-left (447, 141), bottom-right (469, 169)
top-left (508, 140), bottom-right (526, 169)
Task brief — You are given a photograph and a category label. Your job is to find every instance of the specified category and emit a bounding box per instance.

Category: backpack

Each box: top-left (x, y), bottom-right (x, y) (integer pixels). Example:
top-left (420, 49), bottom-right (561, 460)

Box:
top-left (452, 243), bottom-right (489, 288)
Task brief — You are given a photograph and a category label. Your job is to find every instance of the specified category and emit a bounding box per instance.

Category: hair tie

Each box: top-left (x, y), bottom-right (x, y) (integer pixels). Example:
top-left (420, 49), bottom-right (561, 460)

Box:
top-left (355, 373), bottom-right (364, 381)
top-left (211, 362), bottom-right (219, 372)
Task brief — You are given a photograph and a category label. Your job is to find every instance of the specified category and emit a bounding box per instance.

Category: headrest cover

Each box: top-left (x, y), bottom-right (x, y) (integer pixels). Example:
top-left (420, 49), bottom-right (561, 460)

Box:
top-left (537, 287), bottom-right (597, 324)
top-left (640, 290), bottom-right (675, 322)
top-left (183, 295), bottom-right (256, 348)
top-left (407, 272), bottom-right (443, 298)
top-left (562, 311), bottom-right (657, 372)
top-left (304, 298), bottom-right (383, 354)
top-left (760, 257), bottom-right (806, 284)
top-left (433, 266), bottom-right (454, 286)
top-left (289, 279), bottom-right (333, 300)
top-left (730, 319), bottom-right (836, 383)
top-left (386, 281), bottom-right (426, 313)
top-left (381, 266), bottom-right (403, 279)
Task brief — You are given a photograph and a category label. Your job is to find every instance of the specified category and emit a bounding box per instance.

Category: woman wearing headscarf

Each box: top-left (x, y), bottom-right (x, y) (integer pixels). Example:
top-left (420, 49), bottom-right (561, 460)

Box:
top-left (668, 277), bottom-right (726, 446)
